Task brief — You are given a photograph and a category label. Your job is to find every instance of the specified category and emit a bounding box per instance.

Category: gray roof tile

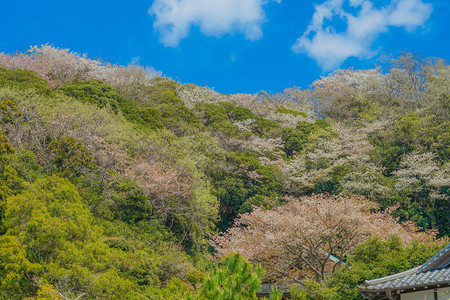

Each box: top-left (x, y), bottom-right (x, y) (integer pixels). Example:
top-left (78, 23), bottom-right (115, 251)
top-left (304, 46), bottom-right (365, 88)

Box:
top-left (363, 267), bottom-right (450, 291)
top-left (359, 243), bottom-right (450, 292)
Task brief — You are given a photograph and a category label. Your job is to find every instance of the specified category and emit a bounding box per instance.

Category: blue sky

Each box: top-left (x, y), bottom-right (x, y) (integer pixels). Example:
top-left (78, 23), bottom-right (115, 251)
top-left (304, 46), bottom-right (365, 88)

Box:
top-left (1, 0), bottom-right (449, 94)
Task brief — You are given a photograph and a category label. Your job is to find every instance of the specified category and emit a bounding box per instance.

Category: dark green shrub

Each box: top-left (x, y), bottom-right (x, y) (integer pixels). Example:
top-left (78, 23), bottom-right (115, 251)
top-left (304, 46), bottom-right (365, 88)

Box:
top-left (57, 79), bottom-right (122, 110)
top-left (281, 127), bottom-right (309, 156)
top-left (138, 106), bottom-right (164, 129)
top-left (209, 151), bottom-right (282, 230)
top-left (0, 134), bottom-right (14, 155)
top-left (0, 68), bottom-right (52, 95)
top-left (232, 106), bottom-right (257, 121)
top-left (251, 118), bottom-right (281, 137)
top-left (141, 78), bottom-right (183, 105)
top-left (49, 136), bottom-right (94, 177)
top-left (281, 120), bottom-right (333, 156)
top-left (113, 183), bottom-right (153, 224)
top-left (0, 99), bottom-right (22, 126)
top-left (158, 103), bottom-right (204, 135)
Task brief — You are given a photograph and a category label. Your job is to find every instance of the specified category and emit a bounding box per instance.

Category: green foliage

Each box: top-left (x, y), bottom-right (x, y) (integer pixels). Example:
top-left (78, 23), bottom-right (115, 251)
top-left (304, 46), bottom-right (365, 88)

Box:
top-left (110, 182), bottom-right (153, 224)
top-left (36, 283), bottom-right (62, 299)
top-left (282, 127), bottom-right (309, 156)
top-left (4, 175), bottom-right (101, 256)
top-left (119, 78), bottom-right (204, 134)
top-left (0, 133), bottom-right (14, 155)
top-left (0, 98), bottom-right (22, 130)
top-left (138, 106), bottom-right (164, 129)
top-left (233, 106), bottom-right (256, 121)
top-left (0, 175), bottom-right (168, 299)
top-left (195, 102), bottom-right (243, 137)
top-left (291, 279), bottom-right (339, 300)
top-left (149, 277), bottom-right (195, 300)
top-left (141, 77), bottom-right (183, 106)
top-left (268, 286), bottom-right (283, 300)
top-left (0, 148), bottom-right (41, 233)
top-left (186, 269), bottom-right (207, 288)
top-left (282, 119), bottom-right (332, 156)
top-left (0, 48), bottom-right (449, 299)
top-left (372, 145), bottom-right (405, 176)
top-left (57, 79), bottom-right (122, 110)
top-left (238, 194), bottom-right (282, 214)
top-left (368, 112), bottom-right (449, 234)
top-left (98, 218), bottom-right (194, 285)
top-left (0, 235), bottom-right (42, 297)
top-left (208, 151), bottom-right (282, 230)
top-left (372, 113), bottom-right (449, 174)
top-left (49, 136), bottom-right (94, 177)
top-left (158, 103), bottom-right (204, 135)
top-left (0, 165), bottom-right (21, 232)
top-left (276, 105), bottom-right (307, 118)
top-left (195, 102), bottom-right (280, 138)
top-left (0, 68), bottom-right (52, 95)
top-left (327, 237), bottom-right (443, 299)
top-left (57, 79), bottom-right (167, 131)
top-left (201, 253), bottom-right (265, 300)
top-left (251, 118), bottom-right (280, 137)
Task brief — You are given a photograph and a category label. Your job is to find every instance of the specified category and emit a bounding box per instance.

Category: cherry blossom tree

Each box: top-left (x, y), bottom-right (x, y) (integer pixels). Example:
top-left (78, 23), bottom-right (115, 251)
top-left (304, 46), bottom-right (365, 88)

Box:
top-left (211, 194), bottom-right (437, 284)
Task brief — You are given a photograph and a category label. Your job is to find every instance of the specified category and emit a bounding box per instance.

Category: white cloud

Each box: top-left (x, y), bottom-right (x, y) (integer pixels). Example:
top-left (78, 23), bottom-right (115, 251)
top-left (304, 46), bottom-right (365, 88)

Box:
top-left (388, 0), bottom-right (433, 30)
top-left (293, 0), bottom-right (432, 71)
top-left (130, 56), bottom-right (140, 65)
top-left (145, 67), bottom-right (163, 78)
top-left (150, 0), bottom-right (281, 47)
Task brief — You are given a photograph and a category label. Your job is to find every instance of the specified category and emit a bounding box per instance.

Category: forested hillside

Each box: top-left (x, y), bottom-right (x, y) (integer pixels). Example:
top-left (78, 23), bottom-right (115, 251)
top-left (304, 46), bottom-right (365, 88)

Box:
top-left (0, 45), bottom-right (448, 299)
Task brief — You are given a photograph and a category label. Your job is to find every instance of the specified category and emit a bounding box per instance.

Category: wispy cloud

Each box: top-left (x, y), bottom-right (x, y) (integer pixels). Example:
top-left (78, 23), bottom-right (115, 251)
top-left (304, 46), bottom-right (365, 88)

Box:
top-left (293, 0), bottom-right (433, 71)
top-left (150, 0), bottom-right (281, 47)
top-left (130, 56), bottom-right (140, 65)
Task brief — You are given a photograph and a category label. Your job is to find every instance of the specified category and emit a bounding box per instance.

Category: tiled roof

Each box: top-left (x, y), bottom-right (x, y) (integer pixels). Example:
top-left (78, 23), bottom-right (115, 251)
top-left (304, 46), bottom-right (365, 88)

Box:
top-left (359, 243), bottom-right (450, 293)
top-left (418, 243), bottom-right (450, 272)
top-left (361, 267), bottom-right (449, 291)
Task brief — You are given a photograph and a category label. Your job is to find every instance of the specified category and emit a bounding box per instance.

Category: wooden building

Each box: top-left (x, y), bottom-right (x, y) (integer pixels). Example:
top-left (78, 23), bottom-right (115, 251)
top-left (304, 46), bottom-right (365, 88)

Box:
top-left (359, 243), bottom-right (450, 300)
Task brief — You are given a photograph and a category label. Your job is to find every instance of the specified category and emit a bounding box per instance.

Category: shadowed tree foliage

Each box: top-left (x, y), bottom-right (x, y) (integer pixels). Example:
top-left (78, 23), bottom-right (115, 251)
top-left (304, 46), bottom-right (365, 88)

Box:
top-left (49, 136), bottom-right (94, 177)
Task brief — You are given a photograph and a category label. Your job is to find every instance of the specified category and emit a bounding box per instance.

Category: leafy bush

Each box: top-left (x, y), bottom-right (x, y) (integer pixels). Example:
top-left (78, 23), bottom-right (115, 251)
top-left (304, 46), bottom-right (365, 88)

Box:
top-left (0, 133), bottom-right (14, 155)
top-left (158, 103), bottom-right (204, 135)
top-left (57, 78), bottom-right (123, 110)
top-left (49, 136), bottom-right (94, 177)
top-left (208, 151), bottom-right (282, 229)
top-left (281, 120), bottom-right (331, 156)
top-left (140, 77), bottom-right (183, 106)
top-left (0, 67), bottom-right (52, 95)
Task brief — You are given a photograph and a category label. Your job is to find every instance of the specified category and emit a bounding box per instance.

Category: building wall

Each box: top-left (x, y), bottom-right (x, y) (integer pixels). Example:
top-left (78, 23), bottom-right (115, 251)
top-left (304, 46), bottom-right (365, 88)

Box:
top-left (401, 290), bottom-right (434, 300)
top-left (400, 287), bottom-right (450, 300)
top-left (437, 287), bottom-right (450, 300)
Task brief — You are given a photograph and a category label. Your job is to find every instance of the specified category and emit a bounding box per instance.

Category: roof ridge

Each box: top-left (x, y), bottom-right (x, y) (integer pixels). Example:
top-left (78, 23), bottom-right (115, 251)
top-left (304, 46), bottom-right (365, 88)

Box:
top-left (364, 243), bottom-right (450, 286)
top-left (359, 266), bottom-right (450, 292)
top-left (417, 243), bottom-right (450, 273)
top-left (364, 266), bottom-right (420, 285)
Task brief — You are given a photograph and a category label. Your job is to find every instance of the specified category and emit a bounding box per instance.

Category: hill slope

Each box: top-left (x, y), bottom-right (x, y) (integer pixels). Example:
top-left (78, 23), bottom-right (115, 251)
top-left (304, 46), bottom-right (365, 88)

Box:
top-left (0, 46), bottom-right (448, 299)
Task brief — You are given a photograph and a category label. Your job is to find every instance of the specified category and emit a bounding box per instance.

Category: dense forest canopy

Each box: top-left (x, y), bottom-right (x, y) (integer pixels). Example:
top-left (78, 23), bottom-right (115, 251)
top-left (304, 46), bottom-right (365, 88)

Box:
top-left (0, 45), bottom-right (448, 299)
